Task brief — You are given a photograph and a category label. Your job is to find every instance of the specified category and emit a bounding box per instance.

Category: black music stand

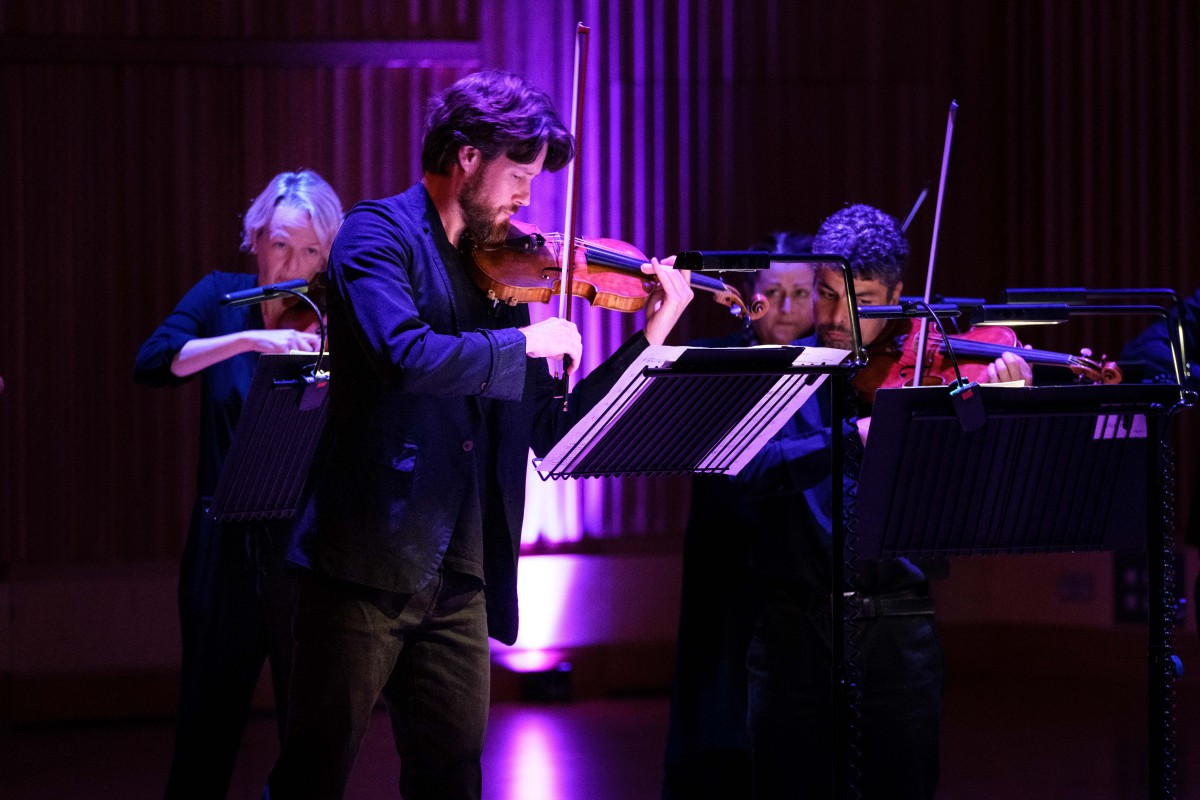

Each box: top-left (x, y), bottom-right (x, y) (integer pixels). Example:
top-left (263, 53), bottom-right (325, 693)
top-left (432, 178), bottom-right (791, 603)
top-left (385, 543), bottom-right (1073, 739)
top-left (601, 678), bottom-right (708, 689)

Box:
top-left (534, 345), bottom-right (852, 479)
top-left (534, 342), bottom-right (867, 798)
top-left (207, 353), bottom-right (329, 522)
top-left (856, 382), bottom-right (1185, 799)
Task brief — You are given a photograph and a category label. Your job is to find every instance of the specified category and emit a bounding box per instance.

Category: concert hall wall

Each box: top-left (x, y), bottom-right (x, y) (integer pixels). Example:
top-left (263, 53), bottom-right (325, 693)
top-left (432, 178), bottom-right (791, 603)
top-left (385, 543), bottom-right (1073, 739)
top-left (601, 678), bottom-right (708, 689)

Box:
top-left (0, 0), bottom-right (1196, 719)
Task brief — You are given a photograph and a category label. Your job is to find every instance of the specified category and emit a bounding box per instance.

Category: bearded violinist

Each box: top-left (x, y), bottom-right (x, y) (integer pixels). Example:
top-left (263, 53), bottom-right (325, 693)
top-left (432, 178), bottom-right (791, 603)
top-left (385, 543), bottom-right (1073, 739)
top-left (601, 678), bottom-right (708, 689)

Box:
top-left (739, 204), bottom-right (1029, 800)
top-left (133, 170), bottom-right (344, 800)
top-left (264, 70), bottom-right (693, 800)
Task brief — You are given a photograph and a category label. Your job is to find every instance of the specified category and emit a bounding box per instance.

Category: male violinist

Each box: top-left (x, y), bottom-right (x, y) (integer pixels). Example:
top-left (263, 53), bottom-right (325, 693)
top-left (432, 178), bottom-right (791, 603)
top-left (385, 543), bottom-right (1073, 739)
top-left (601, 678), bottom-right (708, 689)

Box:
top-left (739, 203), bottom-right (1029, 800)
top-left (263, 70), bottom-right (693, 800)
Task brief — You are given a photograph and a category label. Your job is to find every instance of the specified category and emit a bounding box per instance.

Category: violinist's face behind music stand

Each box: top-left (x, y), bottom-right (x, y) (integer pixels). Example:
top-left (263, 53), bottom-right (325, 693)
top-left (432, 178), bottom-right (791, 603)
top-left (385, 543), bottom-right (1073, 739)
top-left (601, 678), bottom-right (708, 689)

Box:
top-left (458, 144), bottom-right (547, 247)
top-left (814, 265), bottom-right (902, 349)
top-left (253, 203), bottom-right (327, 287)
top-left (750, 262), bottom-right (816, 345)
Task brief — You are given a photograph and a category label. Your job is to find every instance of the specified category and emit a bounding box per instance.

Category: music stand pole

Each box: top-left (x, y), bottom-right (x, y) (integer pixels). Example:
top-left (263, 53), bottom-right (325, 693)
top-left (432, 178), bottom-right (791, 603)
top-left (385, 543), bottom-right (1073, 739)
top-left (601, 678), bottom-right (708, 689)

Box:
top-left (1147, 425), bottom-right (1179, 800)
top-left (830, 374), bottom-right (850, 800)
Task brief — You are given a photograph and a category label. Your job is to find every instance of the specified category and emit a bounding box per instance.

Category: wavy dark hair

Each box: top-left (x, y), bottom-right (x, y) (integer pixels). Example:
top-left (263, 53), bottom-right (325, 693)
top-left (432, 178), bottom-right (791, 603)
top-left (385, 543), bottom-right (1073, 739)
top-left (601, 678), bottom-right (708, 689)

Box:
top-left (743, 230), bottom-right (814, 292)
top-left (751, 230), bottom-right (814, 255)
top-left (811, 204), bottom-right (907, 290)
top-left (421, 70), bottom-right (574, 175)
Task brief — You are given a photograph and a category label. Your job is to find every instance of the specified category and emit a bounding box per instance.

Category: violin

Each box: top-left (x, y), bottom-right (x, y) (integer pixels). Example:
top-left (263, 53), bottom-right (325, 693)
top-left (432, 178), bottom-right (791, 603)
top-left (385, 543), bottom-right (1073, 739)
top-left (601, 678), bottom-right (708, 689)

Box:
top-left (852, 317), bottom-right (1122, 404)
top-left (850, 103), bottom-right (1121, 406)
top-left (266, 276), bottom-right (326, 334)
top-left (467, 219), bottom-right (767, 320)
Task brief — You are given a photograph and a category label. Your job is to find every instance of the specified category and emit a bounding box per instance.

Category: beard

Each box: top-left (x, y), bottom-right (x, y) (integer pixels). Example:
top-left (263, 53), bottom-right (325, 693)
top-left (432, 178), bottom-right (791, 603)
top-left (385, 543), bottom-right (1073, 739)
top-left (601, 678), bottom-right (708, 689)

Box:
top-left (817, 324), bottom-right (853, 350)
top-left (460, 169), bottom-right (513, 247)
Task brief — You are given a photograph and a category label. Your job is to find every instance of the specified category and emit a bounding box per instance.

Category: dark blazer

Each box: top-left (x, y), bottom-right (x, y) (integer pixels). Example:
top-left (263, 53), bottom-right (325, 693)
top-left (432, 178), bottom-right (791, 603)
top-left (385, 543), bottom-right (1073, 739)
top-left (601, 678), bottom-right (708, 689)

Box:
top-left (290, 183), bottom-right (648, 644)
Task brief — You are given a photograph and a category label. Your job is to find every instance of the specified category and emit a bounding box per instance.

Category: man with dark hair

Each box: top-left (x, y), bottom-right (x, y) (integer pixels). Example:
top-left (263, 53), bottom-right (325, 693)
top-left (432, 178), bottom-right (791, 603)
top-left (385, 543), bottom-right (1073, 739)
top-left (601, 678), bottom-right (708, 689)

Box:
top-left (741, 204), bottom-right (1027, 799)
top-left (264, 70), bottom-right (693, 799)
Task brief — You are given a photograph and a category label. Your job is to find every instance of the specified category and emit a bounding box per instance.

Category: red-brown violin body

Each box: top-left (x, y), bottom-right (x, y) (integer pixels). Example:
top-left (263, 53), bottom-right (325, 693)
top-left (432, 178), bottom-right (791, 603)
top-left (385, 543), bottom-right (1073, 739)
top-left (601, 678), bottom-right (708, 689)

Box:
top-left (266, 277), bottom-right (326, 334)
top-left (467, 219), bottom-right (766, 319)
top-left (852, 317), bottom-right (1121, 404)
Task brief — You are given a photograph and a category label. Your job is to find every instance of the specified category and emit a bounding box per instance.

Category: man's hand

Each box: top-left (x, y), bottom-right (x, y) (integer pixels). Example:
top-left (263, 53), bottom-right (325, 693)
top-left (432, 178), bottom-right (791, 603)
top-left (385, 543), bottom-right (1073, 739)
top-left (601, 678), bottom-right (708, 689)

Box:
top-left (984, 350), bottom-right (1033, 385)
top-left (642, 256), bottom-right (694, 346)
top-left (520, 317), bottom-right (583, 375)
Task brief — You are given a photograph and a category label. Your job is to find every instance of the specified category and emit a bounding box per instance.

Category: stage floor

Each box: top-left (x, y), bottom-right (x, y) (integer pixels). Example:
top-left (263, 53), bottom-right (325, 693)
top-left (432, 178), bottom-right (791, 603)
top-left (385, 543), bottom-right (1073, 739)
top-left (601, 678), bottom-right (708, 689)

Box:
top-left (3, 675), bottom-right (1197, 799)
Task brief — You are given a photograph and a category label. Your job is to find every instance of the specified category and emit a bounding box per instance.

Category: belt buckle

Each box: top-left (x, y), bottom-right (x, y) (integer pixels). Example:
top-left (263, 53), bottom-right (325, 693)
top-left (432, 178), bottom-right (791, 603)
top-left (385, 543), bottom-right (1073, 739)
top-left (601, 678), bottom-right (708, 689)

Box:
top-left (845, 591), bottom-right (877, 618)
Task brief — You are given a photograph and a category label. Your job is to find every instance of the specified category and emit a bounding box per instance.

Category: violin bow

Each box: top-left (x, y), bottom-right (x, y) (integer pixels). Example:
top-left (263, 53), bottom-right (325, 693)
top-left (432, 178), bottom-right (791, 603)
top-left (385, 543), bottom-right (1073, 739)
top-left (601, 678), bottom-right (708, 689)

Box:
top-left (912, 100), bottom-right (958, 387)
top-left (900, 180), bottom-right (932, 234)
top-left (556, 22), bottom-right (590, 406)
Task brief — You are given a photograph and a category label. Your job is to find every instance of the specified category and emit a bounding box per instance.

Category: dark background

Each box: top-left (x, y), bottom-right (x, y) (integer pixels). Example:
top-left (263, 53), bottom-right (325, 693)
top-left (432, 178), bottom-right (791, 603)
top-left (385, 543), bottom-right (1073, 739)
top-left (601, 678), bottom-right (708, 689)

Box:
top-left (1, 0), bottom-right (1196, 722)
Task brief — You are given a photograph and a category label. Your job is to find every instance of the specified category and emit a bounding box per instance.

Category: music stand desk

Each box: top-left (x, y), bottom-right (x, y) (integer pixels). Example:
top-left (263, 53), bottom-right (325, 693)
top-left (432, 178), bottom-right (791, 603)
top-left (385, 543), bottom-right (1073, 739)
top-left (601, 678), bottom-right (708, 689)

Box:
top-left (856, 383), bottom-right (1184, 799)
top-left (207, 353), bottom-right (329, 523)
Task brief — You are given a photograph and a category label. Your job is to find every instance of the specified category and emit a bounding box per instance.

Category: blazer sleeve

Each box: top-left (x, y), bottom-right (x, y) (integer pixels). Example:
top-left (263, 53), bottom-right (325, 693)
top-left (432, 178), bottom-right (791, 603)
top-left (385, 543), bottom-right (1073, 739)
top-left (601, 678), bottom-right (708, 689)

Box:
top-left (331, 204), bottom-right (529, 401)
top-left (1120, 286), bottom-right (1200, 387)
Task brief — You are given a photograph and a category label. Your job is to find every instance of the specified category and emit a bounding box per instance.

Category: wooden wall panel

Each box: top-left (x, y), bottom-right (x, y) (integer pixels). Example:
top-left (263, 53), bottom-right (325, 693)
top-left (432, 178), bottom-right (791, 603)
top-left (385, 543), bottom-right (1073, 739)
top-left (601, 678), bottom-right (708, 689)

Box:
top-left (494, 0), bottom-right (1198, 544)
top-left (0, 0), bottom-right (478, 39)
top-left (2, 0), bottom-right (1197, 567)
top-left (0, 25), bottom-right (481, 567)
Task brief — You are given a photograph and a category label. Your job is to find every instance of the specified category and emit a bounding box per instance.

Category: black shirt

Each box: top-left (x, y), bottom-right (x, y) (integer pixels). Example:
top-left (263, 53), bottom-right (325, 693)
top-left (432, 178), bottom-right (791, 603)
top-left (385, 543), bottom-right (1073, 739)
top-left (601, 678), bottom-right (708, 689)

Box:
top-left (133, 271), bottom-right (263, 498)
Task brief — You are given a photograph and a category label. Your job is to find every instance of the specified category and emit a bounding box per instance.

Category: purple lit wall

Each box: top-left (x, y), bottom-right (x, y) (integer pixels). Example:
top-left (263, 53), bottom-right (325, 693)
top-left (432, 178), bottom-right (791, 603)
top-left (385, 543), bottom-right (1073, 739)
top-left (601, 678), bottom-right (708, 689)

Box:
top-left (2, 1), bottom-right (1199, 717)
top-left (5, 0), bottom-right (1197, 568)
top-left (486, 0), bottom-right (1200, 550)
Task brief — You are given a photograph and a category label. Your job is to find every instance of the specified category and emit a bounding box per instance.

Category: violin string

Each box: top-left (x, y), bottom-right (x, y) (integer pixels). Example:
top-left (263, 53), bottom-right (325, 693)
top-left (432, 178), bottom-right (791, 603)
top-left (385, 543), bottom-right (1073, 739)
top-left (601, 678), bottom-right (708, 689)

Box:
top-left (910, 332), bottom-right (1077, 368)
top-left (540, 233), bottom-right (726, 291)
top-left (542, 233), bottom-right (642, 267)
top-left (914, 302), bottom-right (966, 385)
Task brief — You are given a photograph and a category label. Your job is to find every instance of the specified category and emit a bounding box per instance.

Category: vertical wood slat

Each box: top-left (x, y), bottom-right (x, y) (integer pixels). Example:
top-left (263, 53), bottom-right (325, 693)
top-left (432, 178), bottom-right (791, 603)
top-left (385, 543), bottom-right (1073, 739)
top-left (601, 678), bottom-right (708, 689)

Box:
top-left (0, 53), bottom-right (477, 567)
top-left (495, 0), bottom-right (1200, 545)
top-left (0, 0), bottom-right (478, 39)
top-left (2, 0), bottom-right (1198, 565)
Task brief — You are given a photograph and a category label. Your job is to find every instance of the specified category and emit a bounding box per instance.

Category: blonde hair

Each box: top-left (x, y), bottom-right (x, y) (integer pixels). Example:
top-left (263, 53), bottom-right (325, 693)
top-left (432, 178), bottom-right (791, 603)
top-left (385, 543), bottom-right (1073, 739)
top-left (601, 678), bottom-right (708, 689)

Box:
top-left (241, 170), bottom-right (343, 255)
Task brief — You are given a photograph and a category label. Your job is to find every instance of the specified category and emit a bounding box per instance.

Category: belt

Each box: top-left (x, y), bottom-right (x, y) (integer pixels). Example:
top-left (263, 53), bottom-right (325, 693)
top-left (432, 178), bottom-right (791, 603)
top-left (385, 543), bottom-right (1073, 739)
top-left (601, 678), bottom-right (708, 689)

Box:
top-left (855, 592), bottom-right (936, 618)
top-left (768, 585), bottom-right (935, 618)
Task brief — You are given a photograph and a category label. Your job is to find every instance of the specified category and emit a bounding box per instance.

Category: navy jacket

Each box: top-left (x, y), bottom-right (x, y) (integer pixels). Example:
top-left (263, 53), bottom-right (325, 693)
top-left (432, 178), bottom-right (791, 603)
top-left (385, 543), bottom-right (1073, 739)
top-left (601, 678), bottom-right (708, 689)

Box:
top-left (1120, 286), bottom-right (1199, 391)
top-left (290, 183), bottom-right (648, 644)
top-left (736, 334), bottom-right (927, 593)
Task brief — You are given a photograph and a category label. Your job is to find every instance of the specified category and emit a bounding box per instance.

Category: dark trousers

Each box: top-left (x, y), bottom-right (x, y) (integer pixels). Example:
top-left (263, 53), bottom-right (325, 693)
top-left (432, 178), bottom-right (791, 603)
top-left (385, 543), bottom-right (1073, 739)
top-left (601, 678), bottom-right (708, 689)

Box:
top-left (662, 527), bottom-right (760, 800)
top-left (266, 568), bottom-right (491, 800)
top-left (747, 590), bottom-right (944, 800)
top-left (166, 507), bottom-right (296, 800)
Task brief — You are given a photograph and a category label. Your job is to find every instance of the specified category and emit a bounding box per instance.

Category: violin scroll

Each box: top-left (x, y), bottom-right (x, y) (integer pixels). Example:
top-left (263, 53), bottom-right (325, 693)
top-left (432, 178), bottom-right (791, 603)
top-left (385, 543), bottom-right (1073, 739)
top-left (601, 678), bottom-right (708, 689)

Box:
top-left (707, 285), bottom-right (768, 321)
top-left (1075, 348), bottom-right (1123, 384)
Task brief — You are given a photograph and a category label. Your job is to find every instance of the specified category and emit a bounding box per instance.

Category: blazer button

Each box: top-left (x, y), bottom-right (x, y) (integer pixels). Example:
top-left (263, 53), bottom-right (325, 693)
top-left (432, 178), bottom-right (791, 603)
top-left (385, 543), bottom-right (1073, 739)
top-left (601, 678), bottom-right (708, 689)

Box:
top-left (480, 381), bottom-right (488, 391)
top-left (462, 440), bottom-right (474, 452)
